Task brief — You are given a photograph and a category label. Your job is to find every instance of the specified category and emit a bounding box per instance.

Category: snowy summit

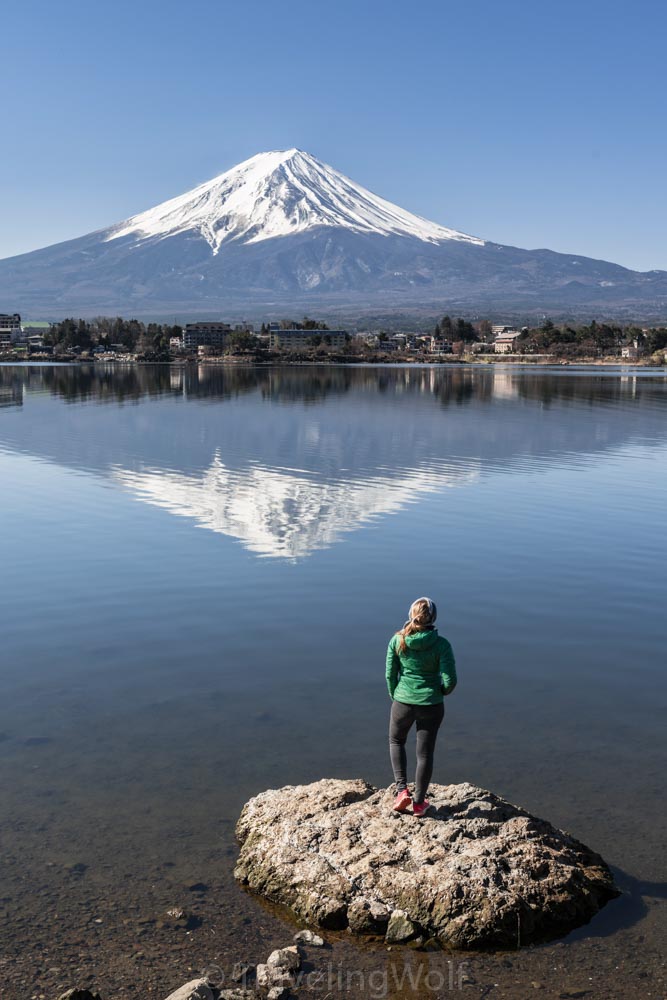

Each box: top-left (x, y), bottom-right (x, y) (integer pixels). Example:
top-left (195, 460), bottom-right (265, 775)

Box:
top-left (105, 148), bottom-right (485, 253)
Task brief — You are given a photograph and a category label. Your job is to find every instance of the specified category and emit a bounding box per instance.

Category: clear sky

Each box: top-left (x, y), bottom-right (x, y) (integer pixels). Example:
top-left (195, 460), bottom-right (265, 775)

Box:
top-left (2, 0), bottom-right (665, 270)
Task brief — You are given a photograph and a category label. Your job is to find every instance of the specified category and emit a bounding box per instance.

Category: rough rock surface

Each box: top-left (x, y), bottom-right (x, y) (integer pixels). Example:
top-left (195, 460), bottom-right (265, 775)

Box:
top-left (266, 945), bottom-right (300, 972)
top-left (293, 928), bottom-right (325, 946)
top-left (163, 979), bottom-right (213, 1000)
top-left (256, 944), bottom-right (301, 990)
top-left (235, 779), bottom-right (618, 949)
top-left (385, 908), bottom-right (417, 943)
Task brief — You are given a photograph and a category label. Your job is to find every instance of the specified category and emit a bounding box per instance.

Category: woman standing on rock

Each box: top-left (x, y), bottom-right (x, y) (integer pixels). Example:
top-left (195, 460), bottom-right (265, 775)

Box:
top-left (386, 597), bottom-right (457, 816)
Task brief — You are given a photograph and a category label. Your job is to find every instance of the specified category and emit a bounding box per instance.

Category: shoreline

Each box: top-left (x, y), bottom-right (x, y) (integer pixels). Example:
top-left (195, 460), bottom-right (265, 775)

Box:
top-left (1, 353), bottom-right (666, 370)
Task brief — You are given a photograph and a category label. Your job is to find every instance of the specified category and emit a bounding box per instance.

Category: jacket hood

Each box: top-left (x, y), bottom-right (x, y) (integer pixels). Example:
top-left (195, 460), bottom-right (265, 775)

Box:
top-left (403, 629), bottom-right (439, 650)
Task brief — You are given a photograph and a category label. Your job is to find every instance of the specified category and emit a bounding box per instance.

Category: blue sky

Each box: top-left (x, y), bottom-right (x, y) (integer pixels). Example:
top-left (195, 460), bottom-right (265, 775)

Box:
top-left (1, 0), bottom-right (665, 270)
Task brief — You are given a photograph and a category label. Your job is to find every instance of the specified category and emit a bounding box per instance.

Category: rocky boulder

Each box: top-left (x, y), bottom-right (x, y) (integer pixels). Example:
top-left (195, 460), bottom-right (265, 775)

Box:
top-left (256, 945), bottom-right (301, 990)
top-left (235, 779), bottom-right (618, 949)
top-left (163, 979), bottom-right (213, 1000)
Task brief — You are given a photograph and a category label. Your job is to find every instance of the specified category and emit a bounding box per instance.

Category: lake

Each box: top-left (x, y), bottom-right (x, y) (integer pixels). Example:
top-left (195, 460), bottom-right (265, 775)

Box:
top-left (0, 363), bottom-right (665, 1000)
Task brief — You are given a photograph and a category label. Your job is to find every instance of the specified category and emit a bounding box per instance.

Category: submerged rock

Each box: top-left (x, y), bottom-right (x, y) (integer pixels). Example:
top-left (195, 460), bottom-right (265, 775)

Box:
top-left (255, 964), bottom-right (290, 990)
top-left (235, 778), bottom-right (618, 949)
top-left (293, 928), bottom-right (325, 946)
top-left (229, 961), bottom-right (254, 983)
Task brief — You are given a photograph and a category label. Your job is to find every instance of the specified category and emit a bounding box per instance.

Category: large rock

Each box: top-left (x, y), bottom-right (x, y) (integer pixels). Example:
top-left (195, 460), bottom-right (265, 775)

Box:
top-left (234, 779), bottom-right (618, 949)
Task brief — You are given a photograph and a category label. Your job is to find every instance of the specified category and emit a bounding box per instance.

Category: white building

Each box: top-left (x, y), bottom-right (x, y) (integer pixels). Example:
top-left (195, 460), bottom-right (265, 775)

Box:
top-left (621, 337), bottom-right (646, 360)
top-left (494, 329), bottom-right (521, 354)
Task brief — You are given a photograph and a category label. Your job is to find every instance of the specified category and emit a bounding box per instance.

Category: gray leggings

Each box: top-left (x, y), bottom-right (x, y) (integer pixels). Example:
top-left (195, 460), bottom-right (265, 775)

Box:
top-left (389, 700), bottom-right (445, 804)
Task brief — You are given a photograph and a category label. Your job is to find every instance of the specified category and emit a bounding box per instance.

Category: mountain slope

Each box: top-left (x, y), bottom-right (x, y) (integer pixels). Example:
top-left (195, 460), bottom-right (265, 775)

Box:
top-left (1, 149), bottom-right (665, 319)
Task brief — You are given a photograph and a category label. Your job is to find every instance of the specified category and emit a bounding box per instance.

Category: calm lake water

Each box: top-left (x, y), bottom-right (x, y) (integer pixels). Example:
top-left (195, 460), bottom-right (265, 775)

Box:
top-left (0, 363), bottom-right (665, 1000)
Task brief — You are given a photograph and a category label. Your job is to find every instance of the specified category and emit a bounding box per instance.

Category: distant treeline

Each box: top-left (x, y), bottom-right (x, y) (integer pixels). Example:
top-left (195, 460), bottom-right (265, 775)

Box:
top-left (38, 313), bottom-right (667, 360)
top-left (44, 315), bottom-right (333, 355)
top-left (433, 316), bottom-right (478, 341)
top-left (429, 316), bottom-right (667, 358)
top-left (515, 320), bottom-right (667, 358)
top-left (259, 317), bottom-right (330, 332)
top-left (45, 317), bottom-right (183, 354)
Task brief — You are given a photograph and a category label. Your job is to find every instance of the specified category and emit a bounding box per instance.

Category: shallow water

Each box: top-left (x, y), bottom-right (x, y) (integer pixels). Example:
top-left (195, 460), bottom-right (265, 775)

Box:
top-left (0, 363), bottom-right (665, 999)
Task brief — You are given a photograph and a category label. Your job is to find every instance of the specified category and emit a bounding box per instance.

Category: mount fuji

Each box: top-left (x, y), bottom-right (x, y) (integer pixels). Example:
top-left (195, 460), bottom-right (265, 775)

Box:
top-left (1, 148), bottom-right (666, 319)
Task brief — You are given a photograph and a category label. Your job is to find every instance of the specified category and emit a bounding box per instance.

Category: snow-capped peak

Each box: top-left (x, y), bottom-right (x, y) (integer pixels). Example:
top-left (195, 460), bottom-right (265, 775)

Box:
top-left (104, 149), bottom-right (484, 253)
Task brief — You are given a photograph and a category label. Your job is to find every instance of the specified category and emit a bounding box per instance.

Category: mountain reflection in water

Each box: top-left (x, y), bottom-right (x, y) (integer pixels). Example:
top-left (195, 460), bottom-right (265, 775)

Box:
top-left (0, 363), bottom-right (665, 560)
top-left (114, 453), bottom-right (479, 559)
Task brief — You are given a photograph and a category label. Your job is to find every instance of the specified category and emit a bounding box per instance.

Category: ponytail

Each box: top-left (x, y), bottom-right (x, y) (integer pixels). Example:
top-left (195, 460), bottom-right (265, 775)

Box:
top-left (395, 597), bottom-right (437, 654)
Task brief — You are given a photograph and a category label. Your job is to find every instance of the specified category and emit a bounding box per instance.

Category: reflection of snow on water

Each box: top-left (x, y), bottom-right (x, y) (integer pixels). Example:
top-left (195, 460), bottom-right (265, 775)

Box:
top-left (114, 452), bottom-right (479, 560)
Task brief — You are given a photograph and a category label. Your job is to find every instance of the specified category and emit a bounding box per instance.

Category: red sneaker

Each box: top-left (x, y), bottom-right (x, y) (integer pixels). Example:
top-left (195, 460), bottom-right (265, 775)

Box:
top-left (413, 799), bottom-right (432, 817)
top-left (392, 789), bottom-right (412, 812)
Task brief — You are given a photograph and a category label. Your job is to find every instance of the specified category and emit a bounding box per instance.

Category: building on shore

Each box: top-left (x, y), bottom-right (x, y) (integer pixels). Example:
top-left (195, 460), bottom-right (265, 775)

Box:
top-left (181, 321), bottom-right (255, 352)
top-left (269, 329), bottom-right (348, 350)
top-left (183, 322), bottom-right (232, 351)
top-left (20, 326), bottom-right (46, 348)
top-left (388, 333), bottom-right (416, 352)
top-left (429, 336), bottom-right (453, 354)
top-left (494, 329), bottom-right (521, 354)
top-left (10, 325), bottom-right (47, 351)
top-left (621, 336), bottom-right (646, 360)
top-left (0, 313), bottom-right (21, 347)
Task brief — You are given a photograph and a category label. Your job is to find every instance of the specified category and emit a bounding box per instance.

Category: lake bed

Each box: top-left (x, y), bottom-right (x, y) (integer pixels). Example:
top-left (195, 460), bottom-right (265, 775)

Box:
top-left (0, 363), bottom-right (665, 999)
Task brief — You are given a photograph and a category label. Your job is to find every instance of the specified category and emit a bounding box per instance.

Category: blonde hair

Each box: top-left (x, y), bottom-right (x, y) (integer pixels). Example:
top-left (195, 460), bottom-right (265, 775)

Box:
top-left (396, 597), bottom-right (437, 654)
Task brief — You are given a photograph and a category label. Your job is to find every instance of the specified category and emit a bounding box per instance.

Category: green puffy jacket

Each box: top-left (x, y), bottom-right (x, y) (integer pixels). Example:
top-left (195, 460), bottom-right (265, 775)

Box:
top-left (386, 629), bottom-right (457, 705)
